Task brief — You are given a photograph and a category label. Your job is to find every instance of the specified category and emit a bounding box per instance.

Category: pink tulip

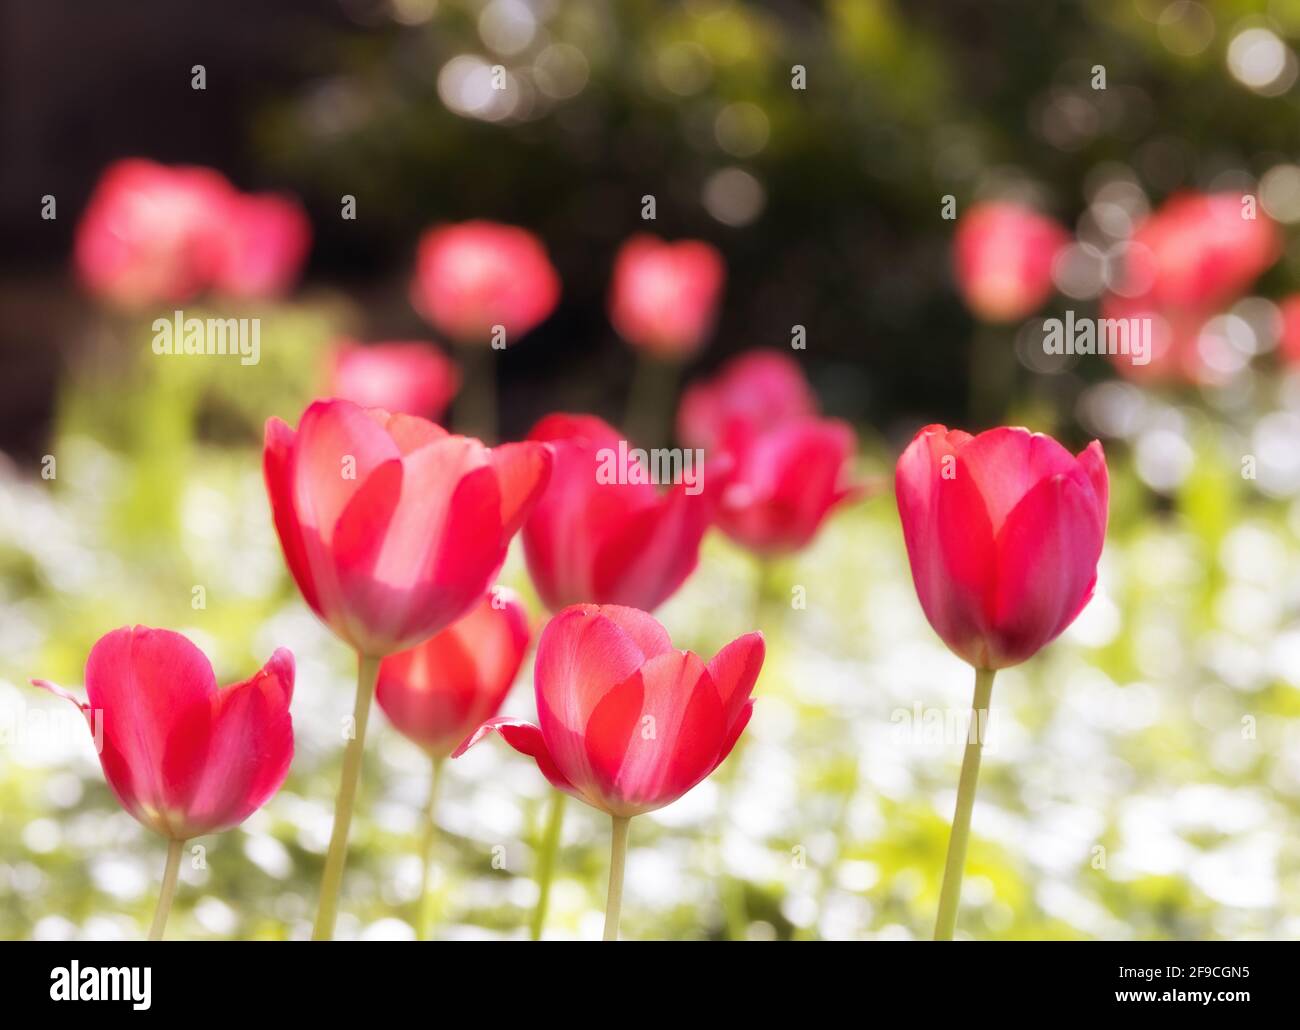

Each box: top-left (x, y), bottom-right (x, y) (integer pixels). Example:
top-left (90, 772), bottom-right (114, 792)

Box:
top-left (328, 341), bottom-right (461, 422)
top-left (895, 425), bottom-right (1108, 670)
top-left (1103, 192), bottom-right (1280, 382)
top-left (376, 589), bottom-right (530, 756)
top-left (716, 416), bottom-right (863, 555)
top-left (677, 349), bottom-right (818, 454)
top-left (608, 234), bottom-right (726, 359)
top-left (33, 626), bottom-right (294, 840)
top-left (521, 413), bottom-right (714, 613)
top-left (953, 201), bottom-right (1069, 323)
top-left (74, 159), bottom-right (234, 308)
top-left (410, 220), bottom-right (561, 346)
top-left (455, 604), bottom-right (764, 818)
top-left (213, 191), bottom-right (312, 299)
top-left (1280, 295), bottom-right (1300, 366)
top-left (263, 398), bottom-right (551, 657)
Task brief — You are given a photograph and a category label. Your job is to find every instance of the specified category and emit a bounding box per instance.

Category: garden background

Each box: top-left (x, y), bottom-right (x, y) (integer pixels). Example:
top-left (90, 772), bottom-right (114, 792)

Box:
top-left (1, 0), bottom-right (1299, 940)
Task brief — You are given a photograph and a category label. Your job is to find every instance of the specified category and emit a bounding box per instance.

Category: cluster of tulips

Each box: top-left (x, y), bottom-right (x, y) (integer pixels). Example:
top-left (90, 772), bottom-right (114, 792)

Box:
top-left (36, 159), bottom-right (1112, 941)
top-left (952, 191), bottom-right (1297, 384)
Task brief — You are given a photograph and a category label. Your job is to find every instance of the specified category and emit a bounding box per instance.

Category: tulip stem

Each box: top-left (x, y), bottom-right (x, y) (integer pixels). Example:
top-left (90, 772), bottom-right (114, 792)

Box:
top-left (414, 754), bottom-right (444, 941)
top-left (148, 838), bottom-right (184, 941)
top-left (455, 346), bottom-right (498, 444)
top-left (313, 652), bottom-right (381, 941)
top-left (625, 353), bottom-right (679, 448)
top-left (933, 666), bottom-right (995, 941)
top-left (529, 790), bottom-right (567, 940)
top-left (602, 815), bottom-right (631, 941)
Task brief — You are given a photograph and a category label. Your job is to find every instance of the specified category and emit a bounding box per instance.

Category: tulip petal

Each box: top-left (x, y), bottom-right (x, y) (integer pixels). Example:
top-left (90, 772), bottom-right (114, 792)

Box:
top-left (897, 426), bottom-right (995, 666)
top-left (601, 651), bottom-right (723, 813)
top-left (534, 606), bottom-right (654, 793)
top-left (453, 716), bottom-right (574, 793)
top-left (706, 632), bottom-right (765, 725)
top-left (957, 427), bottom-right (1080, 532)
top-left (84, 627), bottom-right (219, 835)
top-left (294, 399), bottom-right (402, 541)
top-left (1076, 440), bottom-right (1110, 533)
top-left (182, 649), bottom-right (295, 834)
top-left (490, 441), bottom-right (553, 540)
top-left (991, 472), bottom-right (1105, 668)
top-left (592, 481), bottom-right (711, 609)
top-left (264, 417), bottom-right (321, 613)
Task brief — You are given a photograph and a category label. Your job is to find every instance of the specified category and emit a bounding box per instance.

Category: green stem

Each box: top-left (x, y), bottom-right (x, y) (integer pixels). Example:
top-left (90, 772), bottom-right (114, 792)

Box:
top-left (530, 790), bottom-right (566, 940)
top-left (414, 754), bottom-right (444, 940)
top-left (624, 352), bottom-right (679, 448)
top-left (933, 666), bottom-right (996, 941)
top-left (454, 345), bottom-right (498, 443)
top-left (312, 652), bottom-right (381, 941)
top-left (148, 838), bottom-right (184, 941)
top-left (602, 815), bottom-right (631, 941)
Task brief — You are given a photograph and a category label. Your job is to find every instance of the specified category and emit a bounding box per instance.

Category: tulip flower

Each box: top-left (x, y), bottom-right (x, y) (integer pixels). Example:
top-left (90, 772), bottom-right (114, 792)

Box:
top-left (410, 220), bottom-right (560, 346)
top-left (610, 234), bottom-right (726, 446)
top-left (715, 417), bottom-right (863, 556)
top-left (1101, 191), bottom-right (1280, 383)
top-left (409, 219), bottom-right (560, 442)
top-left (609, 234), bottom-right (726, 360)
top-left (952, 201), bottom-right (1069, 323)
top-left (328, 341), bottom-right (460, 422)
top-left (895, 425), bottom-right (1108, 939)
top-left (74, 159), bottom-right (234, 309)
top-left (213, 191), bottom-right (312, 299)
top-left (33, 626), bottom-right (294, 939)
top-left (455, 603), bottom-right (764, 939)
top-left (522, 413), bottom-right (714, 614)
top-left (1279, 295), bottom-right (1300, 367)
top-left (677, 349), bottom-right (818, 455)
top-left (375, 587), bottom-right (529, 937)
top-left (263, 397), bottom-right (550, 939)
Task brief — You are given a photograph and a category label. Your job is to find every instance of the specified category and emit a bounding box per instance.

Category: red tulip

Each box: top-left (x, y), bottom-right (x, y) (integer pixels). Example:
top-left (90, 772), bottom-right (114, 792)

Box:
top-left (608, 234), bottom-right (725, 359)
top-left (677, 349), bottom-right (817, 454)
top-left (410, 220), bottom-right (561, 346)
top-left (1103, 192), bottom-right (1280, 382)
top-left (33, 626), bottom-right (294, 839)
top-left (454, 604), bottom-right (764, 818)
top-left (952, 201), bottom-right (1069, 323)
top-left (376, 588), bottom-right (530, 756)
top-left (263, 398), bottom-right (551, 657)
top-left (895, 425), bottom-right (1108, 670)
top-left (1280, 295), bottom-right (1300, 366)
top-left (328, 341), bottom-right (461, 422)
top-left (213, 191), bottom-right (311, 299)
top-left (74, 159), bottom-right (233, 308)
top-left (716, 416), bottom-right (863, 555)
top-left (521, 413), bottom-right (714, 613)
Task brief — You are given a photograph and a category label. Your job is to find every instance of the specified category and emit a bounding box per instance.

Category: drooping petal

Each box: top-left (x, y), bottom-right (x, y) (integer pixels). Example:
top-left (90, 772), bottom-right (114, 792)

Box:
top-left (453, 717), bottom-right (574, 793)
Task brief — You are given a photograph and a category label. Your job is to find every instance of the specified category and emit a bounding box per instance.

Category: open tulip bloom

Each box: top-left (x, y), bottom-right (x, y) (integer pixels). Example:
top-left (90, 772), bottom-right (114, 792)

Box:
top-left (375, 588), bottom-right (530, 937)
top-left (455, 604), bottom-right (764, 940)
top-left (33, 626), bottom-right (295, 939)
top-left (264, 397), bottom-right (551, 938)
top-left (895, 425), bottom-right (1108, 939)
